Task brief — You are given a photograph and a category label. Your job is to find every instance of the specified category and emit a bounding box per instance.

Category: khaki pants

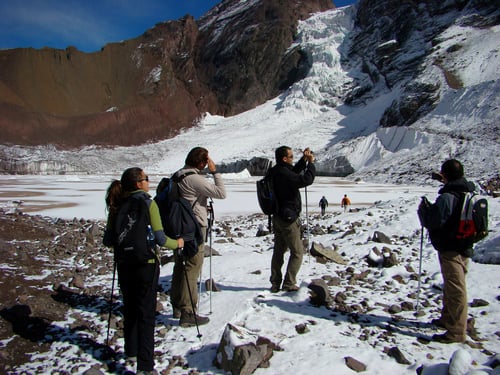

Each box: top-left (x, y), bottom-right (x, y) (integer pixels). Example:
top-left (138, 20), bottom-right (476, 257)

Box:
top-left (438, 251), bottom-right (469, 340)
top-left (271, 216), bottom-right (304, 288)
top-left (170, 227), bottom-right (206, 313)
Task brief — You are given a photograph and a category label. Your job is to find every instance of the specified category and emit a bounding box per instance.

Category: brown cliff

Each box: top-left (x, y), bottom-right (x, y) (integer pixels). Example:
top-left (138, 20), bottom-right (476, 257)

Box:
top-left (0, 0), bottom-right (333, 147)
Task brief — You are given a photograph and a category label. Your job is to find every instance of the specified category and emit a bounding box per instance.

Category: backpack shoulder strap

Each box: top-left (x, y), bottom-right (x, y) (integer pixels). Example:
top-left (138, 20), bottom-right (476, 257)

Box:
top-left (173, 170), bottom-right (197, 183)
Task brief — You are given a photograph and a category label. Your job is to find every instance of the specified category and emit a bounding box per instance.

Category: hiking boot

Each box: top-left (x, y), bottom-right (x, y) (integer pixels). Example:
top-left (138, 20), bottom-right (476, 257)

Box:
top-left (432, 332), bottom-right (465, 344)
top-left (431, 318), bottom-right (446, 328)
top-left (179, 310), bottom-right (209, 327)
top-left (282, 285), bottom-right (300, 292)
top-left (173, 307), bottom-right (181, 319)
top-left (270, 284), bottom-right (280, 293)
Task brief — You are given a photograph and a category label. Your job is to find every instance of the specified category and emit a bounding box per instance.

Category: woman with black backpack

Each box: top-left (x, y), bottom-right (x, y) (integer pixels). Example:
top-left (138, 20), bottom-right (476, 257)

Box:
top-left (103, 167), bottom-right (183, 375)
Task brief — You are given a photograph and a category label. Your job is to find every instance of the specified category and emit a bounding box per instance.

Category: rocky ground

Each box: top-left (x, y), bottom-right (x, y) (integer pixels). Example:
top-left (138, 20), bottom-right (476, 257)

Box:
top-left (0, 209), bottom-right (114, 374)
top-left (1, 200), bottom-right (499, 375)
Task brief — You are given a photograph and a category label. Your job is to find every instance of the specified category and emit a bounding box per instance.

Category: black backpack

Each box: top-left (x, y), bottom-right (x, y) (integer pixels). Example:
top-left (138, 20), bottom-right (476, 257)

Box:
top-left (256, 166), bottom-right (277, 232)
top-left (155, 171), bottom-right (203, 258)
top-left (256, 168), bottom-right (276, 216)
top-left (113, 194), bottom-right (155, 264)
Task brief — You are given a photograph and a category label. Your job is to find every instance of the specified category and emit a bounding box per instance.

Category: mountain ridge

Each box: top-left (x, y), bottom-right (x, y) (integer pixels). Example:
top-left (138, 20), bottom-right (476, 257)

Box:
top-left (0, 0), bottom-right (498, 184)
top-left (0, 0), bottom-right (333, 147)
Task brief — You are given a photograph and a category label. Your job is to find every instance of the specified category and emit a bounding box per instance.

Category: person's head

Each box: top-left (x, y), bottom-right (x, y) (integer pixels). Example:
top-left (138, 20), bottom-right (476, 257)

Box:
top-left (275, 146), bottom-right (293, 165)
top-left (120, 167), bottom-right (149, 192)
top-left (185, 147), bottom-right (209, 169)
top-left (105, 167), bottom-right (149, 216)
top-left (440, 159), bottom-right (464, 182)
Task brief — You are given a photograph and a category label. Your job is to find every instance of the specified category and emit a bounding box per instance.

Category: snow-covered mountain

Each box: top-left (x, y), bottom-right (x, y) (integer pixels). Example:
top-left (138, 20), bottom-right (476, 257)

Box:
top-left (0, 0), bottom-right (498, 185)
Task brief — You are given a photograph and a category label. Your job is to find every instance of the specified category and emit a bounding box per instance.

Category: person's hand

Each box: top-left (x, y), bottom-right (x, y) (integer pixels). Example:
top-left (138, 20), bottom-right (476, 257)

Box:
top-left (177, 238), bottom-right (184, 249)
top-left (207, 156), bottom-right (217, 173)
top-left (303, 148), bottom-right (314, 163)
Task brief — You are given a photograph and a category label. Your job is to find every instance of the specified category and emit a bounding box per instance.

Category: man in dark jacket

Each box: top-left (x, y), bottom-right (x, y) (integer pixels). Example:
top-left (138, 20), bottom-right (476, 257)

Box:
top-left (269, 146), bottom-right (315, 292)
top-left (418, 159), bottom-right (476, 343)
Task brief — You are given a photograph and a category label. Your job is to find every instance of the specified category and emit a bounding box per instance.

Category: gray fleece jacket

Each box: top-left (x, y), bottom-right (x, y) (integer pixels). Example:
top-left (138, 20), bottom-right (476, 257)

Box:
top-left (176, 167), bottom-right (226, 227)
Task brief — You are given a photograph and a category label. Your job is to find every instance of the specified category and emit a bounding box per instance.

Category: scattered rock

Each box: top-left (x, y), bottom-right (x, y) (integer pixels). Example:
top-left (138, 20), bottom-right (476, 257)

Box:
top-left (386, 346), bottom-right (411, 365)
top-left (344, 356), bottom-right (367, 372)
top-left (205, 279), bottom-right (220, 292)
top-left (69, 275), bottom-right (85, 290)
top-left (469, 298), bottom-right (489, 308)
top-left (388, 305), bottom-right (402, 314)
top-left (308, 279), bottom-right (332, 307)
top-left (295, 323), bottom-right (310, 334)
top-left (214, 323), bottom-right (281, 375)
top-left (309, 242), bottom-right (347, 265)
top-left (448, 349), bottom-right (471, 375)
top-left (204, 245), bottom-right (221, 257)
top-left (372, 231), bottom-right (392, 244)
top-left (382, 251), bottom-right (398, 267)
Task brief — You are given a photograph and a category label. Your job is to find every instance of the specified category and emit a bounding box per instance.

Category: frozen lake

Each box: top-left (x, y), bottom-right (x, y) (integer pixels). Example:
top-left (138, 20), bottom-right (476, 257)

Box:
top-left (0, 174), bottom-right (436, 220)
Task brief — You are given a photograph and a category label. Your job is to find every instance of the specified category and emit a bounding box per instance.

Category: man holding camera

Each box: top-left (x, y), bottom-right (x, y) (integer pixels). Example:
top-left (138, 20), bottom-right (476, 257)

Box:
top-left (418, 159), bottom-right (476, 343)
top-left (269, 146), bottom-right (315, 293)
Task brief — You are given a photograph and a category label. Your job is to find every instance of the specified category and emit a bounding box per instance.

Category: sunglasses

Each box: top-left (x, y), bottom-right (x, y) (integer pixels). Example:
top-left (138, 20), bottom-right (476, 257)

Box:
top-left (138, 176), bottom-right (149, 182)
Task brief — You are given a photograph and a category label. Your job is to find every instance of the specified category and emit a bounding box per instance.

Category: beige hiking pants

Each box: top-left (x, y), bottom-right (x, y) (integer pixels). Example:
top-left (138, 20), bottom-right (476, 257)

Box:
top-left (438, 250), bottom-right (469, 340)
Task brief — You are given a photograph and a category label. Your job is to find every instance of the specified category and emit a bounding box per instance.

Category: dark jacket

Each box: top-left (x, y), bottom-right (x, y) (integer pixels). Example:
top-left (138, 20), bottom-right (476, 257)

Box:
top-left (271, 157), bottom-right (315, 222)
top-left (418, 177), bottom-right (476, 252)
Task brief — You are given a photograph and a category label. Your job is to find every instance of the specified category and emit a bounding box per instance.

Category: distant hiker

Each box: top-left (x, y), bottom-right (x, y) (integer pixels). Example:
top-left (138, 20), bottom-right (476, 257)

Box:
top-left (269, 146), bottom-right (315, 293)
top-left (341, 194), bottom-right (351, 212)
top-left (417, 159), bottom-right (475, 344)
top-left (170, 147), bottom-right (226, 327)
top-left (319, 196), bottom-right (328, 216)
top-left (103, 167), bottom-right (183, 374)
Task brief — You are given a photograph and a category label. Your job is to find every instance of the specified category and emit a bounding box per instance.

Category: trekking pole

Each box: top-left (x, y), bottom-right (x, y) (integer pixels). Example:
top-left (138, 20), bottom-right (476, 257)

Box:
top-left (182, 251), bottom-right (202, 339)
top-left (207, 199), bottom-right (214, 314)
top-left (106, 261), bottom-right (116, 346)
top-left (197, 261), bottom-right (203, 312)
top-left (416, 225), bottom-right (424, 312)
top-left (305, 186), bottom-right (311, 262)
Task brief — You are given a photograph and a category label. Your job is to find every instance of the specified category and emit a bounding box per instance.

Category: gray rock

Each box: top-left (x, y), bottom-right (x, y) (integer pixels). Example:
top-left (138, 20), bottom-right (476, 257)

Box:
top-left (308, 279), bottom-right (332, 307)
top-left (214, 324), bottom-right (280, 375)
top-left (344, 356), bottom-right (367, 372)
top-left (386, 346), bottom-right (411, 365)
top-left (372, 231), bottom-right (392, 244)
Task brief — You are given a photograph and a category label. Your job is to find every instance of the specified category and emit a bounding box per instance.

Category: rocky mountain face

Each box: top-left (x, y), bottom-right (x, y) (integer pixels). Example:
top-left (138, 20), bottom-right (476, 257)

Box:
top-left (344, 0), bottom-right (498, 125)
top-left (0, 0), bottom-right (333, 147)
top-left (0, 0), bottom-right (498, 179)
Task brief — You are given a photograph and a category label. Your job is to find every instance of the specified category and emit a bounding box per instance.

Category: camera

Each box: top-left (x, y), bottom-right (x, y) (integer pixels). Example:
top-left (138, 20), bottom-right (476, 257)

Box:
top-left (431, 171), bottom-right (443, 182)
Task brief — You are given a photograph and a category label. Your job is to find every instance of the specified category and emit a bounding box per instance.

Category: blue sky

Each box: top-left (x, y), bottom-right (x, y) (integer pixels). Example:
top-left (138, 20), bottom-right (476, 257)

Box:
top-left (0, 0), bottom-right (356, 52)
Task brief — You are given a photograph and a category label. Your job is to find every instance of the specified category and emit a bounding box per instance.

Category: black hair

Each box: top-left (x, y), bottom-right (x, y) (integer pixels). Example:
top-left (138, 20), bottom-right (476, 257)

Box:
top-left (105, 167), bottom-right (143, 219)
top-left (275, 146), bottom-right (291, 163)
top-left (440, 159), bottom-right (464, 181)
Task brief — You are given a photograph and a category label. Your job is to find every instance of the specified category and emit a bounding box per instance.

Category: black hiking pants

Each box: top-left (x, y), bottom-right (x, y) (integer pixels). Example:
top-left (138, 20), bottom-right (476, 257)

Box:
top-left (117, 260), bottom-right (159, 372)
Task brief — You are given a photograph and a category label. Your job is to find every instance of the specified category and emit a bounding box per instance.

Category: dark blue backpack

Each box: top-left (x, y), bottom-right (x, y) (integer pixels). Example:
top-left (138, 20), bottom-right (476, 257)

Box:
top-left (155, 172), bottom-right (203, 258)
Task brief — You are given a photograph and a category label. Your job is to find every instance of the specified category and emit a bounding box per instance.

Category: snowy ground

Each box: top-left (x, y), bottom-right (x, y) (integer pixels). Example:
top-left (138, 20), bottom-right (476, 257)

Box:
top-left (0, 174), bottom-right (499, 375)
